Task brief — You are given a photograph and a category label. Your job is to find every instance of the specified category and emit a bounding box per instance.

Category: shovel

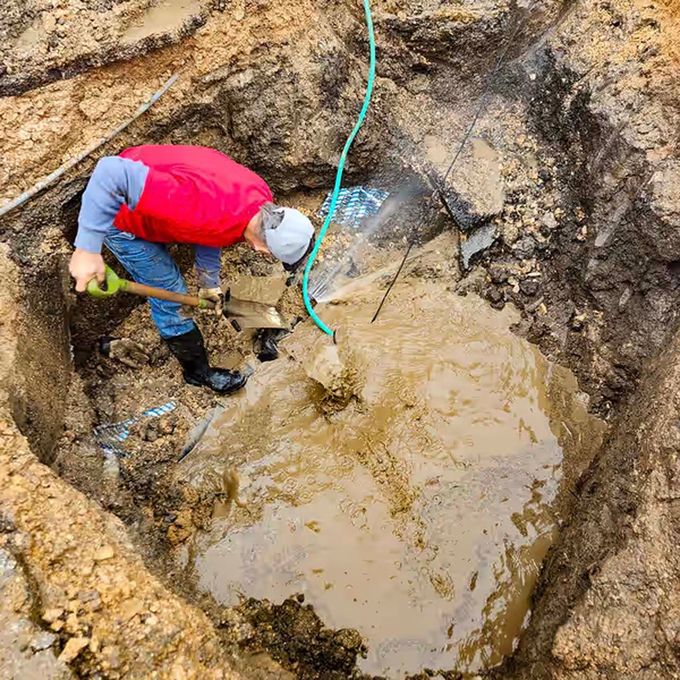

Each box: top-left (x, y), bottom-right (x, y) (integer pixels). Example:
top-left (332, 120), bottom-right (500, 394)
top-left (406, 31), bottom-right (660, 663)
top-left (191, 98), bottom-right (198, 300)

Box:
top-left (87, 266), bottom-right (288, 330)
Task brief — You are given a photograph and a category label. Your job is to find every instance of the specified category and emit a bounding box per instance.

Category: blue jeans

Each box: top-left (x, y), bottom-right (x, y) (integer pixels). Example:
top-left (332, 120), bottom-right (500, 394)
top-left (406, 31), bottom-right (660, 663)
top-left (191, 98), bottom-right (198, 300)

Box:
top-left (104, 228), bottom-right (195, 339)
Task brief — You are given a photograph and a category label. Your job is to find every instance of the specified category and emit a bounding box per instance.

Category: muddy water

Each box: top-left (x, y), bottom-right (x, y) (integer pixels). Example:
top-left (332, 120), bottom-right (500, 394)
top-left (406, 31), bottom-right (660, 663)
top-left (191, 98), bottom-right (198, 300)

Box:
top-left (180, 247), bottom-right (605, 676)
top-left (123, 0), bottom-right (202, 42)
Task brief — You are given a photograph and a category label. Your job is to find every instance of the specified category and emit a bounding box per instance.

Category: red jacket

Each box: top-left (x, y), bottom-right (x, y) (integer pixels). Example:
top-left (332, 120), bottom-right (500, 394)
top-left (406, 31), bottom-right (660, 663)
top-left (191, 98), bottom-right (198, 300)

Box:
top-left (113, 145), bottom-right (273, 247)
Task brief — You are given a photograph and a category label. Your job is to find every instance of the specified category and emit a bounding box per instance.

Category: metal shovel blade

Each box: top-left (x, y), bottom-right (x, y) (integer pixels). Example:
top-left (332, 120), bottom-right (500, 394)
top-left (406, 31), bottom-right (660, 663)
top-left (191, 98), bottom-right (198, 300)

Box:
top-left (223, 297), bottom-right (288, 329)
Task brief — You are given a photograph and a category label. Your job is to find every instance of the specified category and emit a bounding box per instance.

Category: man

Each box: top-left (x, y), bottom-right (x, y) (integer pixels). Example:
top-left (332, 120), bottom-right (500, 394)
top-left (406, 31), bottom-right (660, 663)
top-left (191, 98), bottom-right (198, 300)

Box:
top-left (69, 145), bottom-right (314, 394)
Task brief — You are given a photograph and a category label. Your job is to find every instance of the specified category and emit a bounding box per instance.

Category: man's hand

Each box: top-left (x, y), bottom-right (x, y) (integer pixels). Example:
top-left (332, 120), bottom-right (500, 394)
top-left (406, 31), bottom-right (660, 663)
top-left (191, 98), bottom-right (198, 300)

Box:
top-left (198, 287), bottom-right (224, 317)
top-left (69, 248), bottom-right (105, 292)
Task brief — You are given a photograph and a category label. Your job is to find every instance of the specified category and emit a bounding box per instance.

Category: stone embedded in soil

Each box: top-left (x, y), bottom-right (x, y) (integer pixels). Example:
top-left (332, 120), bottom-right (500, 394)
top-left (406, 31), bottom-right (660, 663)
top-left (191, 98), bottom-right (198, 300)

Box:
top-left (460, 223), bottom-right (497, 271)
top-left (93, 545), bottom-right (114, 561)
top-left (502, 221), bottom-right (520, 245)
top-left (100, 645), bottom-right (122, 671)
top-left (119, 598), bottom-right (144, 622)
top-left (541, 212), bottom-right (558, 230)
top-left (486, 285), bottom-right (506, 309)
top-left (42, 608), bottom-right (64, 624)
top-left (30, 632), bottom-right (57, 651)
top-left (512, 236), bottom-right (536, 259)
top-left (519, 279), bottom-right (540, 297)
top-left (488, 263), bottom-right (509, 284)
top-left (59, 636), bottom-right (90, 663)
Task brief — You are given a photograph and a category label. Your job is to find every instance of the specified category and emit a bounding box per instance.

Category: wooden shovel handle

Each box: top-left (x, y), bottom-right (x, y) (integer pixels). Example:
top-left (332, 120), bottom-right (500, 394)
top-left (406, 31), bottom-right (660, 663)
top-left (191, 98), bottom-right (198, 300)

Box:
top-left (124, 280), bottom-right (214, 309)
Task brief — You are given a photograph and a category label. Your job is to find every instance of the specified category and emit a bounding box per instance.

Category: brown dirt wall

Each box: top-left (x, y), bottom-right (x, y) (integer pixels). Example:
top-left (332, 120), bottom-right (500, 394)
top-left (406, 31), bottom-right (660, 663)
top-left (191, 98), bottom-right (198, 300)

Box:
top-left (0, 245), bottom-right (247, 678)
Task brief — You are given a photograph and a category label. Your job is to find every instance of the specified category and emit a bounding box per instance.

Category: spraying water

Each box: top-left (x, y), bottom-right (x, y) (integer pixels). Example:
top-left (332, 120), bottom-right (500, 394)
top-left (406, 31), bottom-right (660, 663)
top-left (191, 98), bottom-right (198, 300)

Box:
top-left (309, 182), bottom-right (423, 303)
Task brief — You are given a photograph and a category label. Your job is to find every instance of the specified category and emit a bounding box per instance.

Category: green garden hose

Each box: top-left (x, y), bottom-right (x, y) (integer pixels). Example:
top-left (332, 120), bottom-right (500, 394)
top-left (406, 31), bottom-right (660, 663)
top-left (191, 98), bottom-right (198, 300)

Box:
top-left (302, 0), bottom-right (376, 336)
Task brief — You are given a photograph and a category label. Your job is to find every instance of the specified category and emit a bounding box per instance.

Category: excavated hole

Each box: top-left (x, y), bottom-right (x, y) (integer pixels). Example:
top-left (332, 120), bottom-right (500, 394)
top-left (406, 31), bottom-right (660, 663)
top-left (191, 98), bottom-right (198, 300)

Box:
top-left (7, 144), bottom-right (606, 679)
top-left (3, 1), bottom-right (679, 676)
top-left (1, 78), bottom-right (655, 678)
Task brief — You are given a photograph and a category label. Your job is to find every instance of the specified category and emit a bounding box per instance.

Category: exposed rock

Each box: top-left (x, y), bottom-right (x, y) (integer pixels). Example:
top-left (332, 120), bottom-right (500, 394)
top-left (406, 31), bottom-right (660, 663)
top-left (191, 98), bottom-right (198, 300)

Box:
top-left (434, 138), bottom-right (506, 232)
top-left (459, 223), bottom-right (497, 271)
top-left (648, 159), bottom-right (680, 260)
top-left (503, 324), bottom-right (680, 680)
top-left (58, 637), bottom-right (89, 664)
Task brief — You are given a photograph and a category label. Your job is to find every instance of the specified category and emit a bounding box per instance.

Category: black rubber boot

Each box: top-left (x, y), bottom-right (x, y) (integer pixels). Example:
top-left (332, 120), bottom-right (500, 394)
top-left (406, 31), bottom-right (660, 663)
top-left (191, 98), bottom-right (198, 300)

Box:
top-left (254, 328), bottom-right (289, 363)
top-left (165, 327), bottom-right (248, 395)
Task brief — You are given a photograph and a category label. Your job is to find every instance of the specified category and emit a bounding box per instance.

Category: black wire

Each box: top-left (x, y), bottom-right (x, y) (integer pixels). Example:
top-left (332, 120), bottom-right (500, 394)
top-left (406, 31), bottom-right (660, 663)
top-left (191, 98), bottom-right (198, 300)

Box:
top-left (370, 3), bottom-right (535, 324)
top-left (442, 6), bottom-right (532, 184)
top-left (370, 240), bottom-right (414, 323)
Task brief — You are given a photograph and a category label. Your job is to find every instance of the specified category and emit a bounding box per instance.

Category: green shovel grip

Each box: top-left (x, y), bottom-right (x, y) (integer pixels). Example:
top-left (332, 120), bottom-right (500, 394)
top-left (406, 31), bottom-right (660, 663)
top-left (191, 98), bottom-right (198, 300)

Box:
top-left (86, 265), bottom-right (125, 299)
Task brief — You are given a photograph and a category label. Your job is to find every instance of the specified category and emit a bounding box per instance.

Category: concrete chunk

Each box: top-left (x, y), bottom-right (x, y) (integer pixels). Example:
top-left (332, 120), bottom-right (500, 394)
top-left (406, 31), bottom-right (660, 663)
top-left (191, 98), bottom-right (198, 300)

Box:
top-left (459, 223), bottom-right (497, 271)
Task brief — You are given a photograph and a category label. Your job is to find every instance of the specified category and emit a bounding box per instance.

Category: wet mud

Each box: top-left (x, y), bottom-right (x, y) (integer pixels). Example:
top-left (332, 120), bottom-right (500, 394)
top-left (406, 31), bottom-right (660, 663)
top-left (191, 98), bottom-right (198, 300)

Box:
top-left (179, 240), bottom-right (606, 677)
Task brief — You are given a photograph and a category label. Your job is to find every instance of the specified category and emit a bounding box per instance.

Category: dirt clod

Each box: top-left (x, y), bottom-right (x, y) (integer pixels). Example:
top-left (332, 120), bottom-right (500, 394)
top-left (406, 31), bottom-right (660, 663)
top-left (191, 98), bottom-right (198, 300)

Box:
top-left (58, 636), bottom-right (89, 663)
top-left (239, 597), bottom-right (368, 678)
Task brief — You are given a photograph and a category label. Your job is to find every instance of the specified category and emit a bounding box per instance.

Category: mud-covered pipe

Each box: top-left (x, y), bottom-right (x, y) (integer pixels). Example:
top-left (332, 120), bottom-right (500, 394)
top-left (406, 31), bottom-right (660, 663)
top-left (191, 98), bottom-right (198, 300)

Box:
top-left (302, 0), bottom-right (376, 336)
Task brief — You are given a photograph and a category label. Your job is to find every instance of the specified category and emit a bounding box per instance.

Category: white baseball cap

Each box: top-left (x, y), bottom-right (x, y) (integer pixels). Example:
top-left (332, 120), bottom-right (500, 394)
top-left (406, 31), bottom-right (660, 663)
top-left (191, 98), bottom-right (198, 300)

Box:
top-left (262, 205), bottom-right (314, 268)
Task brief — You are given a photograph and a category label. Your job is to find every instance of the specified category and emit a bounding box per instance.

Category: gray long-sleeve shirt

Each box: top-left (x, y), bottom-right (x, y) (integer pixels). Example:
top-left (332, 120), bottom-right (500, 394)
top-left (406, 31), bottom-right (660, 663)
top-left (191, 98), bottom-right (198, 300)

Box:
top-left (76, 156), bottom-right (221, 287)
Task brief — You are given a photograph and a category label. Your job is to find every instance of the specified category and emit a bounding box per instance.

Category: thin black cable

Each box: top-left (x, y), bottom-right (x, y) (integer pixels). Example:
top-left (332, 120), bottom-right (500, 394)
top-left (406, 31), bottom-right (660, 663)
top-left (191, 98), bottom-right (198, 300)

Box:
top-left (442, 4), bottom-right (533, 184)
top-left (370, 240), bottom-right (414, 323)
top-left (371, 3), bottom-right (535, 323)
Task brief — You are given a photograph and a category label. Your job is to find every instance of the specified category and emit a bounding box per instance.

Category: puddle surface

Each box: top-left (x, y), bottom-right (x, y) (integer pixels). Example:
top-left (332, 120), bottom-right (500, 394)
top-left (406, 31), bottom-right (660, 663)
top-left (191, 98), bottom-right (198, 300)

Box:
top-left (181, 249), bottom-right (605, 676)
top-left (123, 0), bottom-right (201, 42)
